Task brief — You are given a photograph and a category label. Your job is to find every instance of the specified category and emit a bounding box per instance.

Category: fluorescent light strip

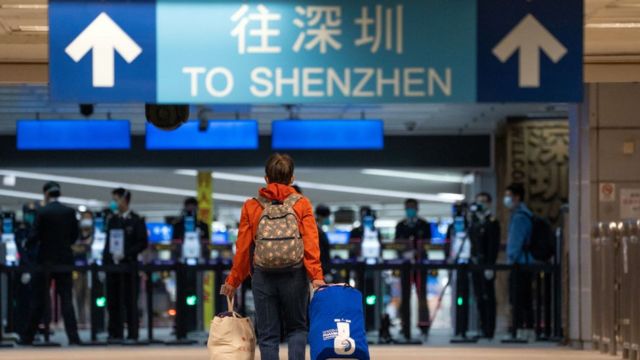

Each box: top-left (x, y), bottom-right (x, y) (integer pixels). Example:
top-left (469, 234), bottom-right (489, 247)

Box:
top-left (361, 169), bottom-right (464, 183)
top-left (0, 189), bottom-right (104, 207)
top-left (0, 170), bottom-right (248, 203)
top-left (175, 170), bottom-right (464, 203)
top-left (586, 23), bottom-right (640, 29)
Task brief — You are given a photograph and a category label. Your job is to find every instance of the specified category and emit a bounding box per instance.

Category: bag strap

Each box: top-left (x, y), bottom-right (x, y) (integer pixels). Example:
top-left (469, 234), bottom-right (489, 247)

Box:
top-left (253, 196), bottom-right (271, 209)
top-left (283, 193), bottom-right (303, 208)
top-left (227, 296), bottom-right (240, 318)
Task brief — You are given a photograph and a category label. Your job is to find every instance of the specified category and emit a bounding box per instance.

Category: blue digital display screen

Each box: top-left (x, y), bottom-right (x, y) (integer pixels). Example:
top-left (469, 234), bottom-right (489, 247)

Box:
top-left (327, 230), bottom-right (351, 245)
top-left (212, 231), bottom-right (229, 245)
top-left (17, 120), bottom-right (131, 150)
top-left (146, 120), bottom-right (258, 150)
top-left (147, 223), bottom-right (173, 244)
top-left (271, 120), bottom-right (384, 150)
top-left (2, 218), bottom-right (13, 234)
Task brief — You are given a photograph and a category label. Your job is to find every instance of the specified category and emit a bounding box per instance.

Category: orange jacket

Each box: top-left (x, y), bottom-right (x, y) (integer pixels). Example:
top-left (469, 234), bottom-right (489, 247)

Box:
top-left (225, 183), bottom-right (323, 288)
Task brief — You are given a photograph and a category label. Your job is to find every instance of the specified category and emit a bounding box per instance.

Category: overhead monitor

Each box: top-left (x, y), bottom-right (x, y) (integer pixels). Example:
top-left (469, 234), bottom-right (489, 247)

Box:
top-left (146, 120), bottom-right (258, 150)
top-left (17, 120), bottom-right (131, 150)
top-left (272, 120), bottom-right (384, 150)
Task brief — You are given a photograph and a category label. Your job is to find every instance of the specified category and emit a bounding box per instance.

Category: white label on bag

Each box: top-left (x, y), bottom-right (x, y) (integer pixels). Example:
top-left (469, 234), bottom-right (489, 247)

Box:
top-left (109, 229), bottom-right (125, 259)
top-left (334, 321), bottom-right (356, 355)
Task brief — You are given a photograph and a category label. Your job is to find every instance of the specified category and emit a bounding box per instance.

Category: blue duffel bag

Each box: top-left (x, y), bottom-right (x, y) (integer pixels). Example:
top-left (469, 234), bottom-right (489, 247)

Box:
top-left (308, 284), bottom-right (370, 360)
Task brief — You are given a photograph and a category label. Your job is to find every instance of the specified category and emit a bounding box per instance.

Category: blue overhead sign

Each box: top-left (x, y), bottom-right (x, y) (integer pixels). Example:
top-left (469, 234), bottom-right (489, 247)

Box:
top-left (146, 120), bottom-right (259, 150)
top-left (17, 120), bottom-right (131, 150)
top-left (272, 120), bottom-right (384, 150)
top-left (49, 0), bottom-right (582, 103)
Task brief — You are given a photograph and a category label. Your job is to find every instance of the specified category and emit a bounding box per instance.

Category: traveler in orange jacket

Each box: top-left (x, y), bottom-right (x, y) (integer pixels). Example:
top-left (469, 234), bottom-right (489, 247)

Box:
top-left (221, 153), bottom-right (325, 360)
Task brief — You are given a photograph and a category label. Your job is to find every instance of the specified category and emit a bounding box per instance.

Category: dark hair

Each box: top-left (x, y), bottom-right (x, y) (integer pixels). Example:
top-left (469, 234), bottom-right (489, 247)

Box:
top-left (184, 197), bottom-right (198, 208)
top-left (359, 206), bottom-right (374, 218)
top-left (43, 181), bottom-right (61, 198)
top-left (315, 204), bottom-right (331, 218)
top-left (506, 183), bottom-right (525, 201)
top-left (265, 153), bottom-right (294, 185)
top-left (112, 187), bottom-right (131, 204)
top-left (404, 198), bottom-right (418, 208)
top-left (476, 192), bottom-right (493, 203)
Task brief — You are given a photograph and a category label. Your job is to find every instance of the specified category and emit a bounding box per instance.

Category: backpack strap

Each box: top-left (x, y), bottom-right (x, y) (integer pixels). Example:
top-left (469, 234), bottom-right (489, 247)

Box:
top-left (283, 193), bottom-right (303, 208)
top-left (253, 195), bottom-right (271, 209)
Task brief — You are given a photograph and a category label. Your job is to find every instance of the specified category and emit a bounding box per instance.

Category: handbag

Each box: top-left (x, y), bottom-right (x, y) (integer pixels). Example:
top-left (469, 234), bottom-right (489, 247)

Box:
top-left (207, 297), bottom-right (256, 360)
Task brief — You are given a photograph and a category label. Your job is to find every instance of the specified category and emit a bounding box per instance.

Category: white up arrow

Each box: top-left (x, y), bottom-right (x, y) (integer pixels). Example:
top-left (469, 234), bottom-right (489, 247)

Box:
top-left (492, 14), bottom-right (567, 88)
top-left (65, 12), bottom-right (142, 88)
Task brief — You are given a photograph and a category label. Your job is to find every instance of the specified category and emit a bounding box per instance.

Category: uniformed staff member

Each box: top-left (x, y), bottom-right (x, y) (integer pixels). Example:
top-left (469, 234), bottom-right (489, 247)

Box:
top-left (395, 198), bottom-right (432, 335)
top-left (468, 192), bottom-right (501, 339)
top-left (21, 182), bottom-right (81, 345)
top-left (172, 197), bottom-right (210, 259)
top-left (103, 188), bottom-right (148, 343)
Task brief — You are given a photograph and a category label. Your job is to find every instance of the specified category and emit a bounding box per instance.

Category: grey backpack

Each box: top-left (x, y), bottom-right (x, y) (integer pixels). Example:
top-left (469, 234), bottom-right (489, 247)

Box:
top-left (253, 194), bottom-right (304, 271)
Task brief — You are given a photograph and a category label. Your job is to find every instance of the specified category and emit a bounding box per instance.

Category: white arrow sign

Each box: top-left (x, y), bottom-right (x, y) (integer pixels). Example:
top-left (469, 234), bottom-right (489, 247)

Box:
top-left (492, 14), bottom-right (567, 88)
top-left (65, 12), bottom-right (142, 88)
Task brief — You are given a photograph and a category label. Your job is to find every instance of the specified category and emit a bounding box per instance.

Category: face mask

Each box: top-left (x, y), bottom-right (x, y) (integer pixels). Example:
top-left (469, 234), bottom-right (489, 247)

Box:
top-left (80, 219), bottom-right (93, 228)
top-left (23, 213), bottom-right (34, 226)
top-left (109, 200), bottom-right (119, 212)
top-left (503, 196), bottom-right (513, 209)
top-left (406, 208), bottom-right (418, 219)
top-left (322, 218), bottom-right (331, 226)
top-left (363, 217), bottom-right (374, 230)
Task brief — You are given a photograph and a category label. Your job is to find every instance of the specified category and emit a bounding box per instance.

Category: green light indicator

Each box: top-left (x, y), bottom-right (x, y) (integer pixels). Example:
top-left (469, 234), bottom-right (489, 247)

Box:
top-left (457, 296), bottom-right (464, 306)
top-left (96, 296), bottom-right (107, 308)
top-left (186, 295), bottom-right (198, 306)
top-left (365, 295), bottom-right (377, 306)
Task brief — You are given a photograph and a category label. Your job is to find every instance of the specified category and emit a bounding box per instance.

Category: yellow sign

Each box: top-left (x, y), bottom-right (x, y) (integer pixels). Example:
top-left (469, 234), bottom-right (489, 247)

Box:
top-left (197, 171), bottom-right (214, 330)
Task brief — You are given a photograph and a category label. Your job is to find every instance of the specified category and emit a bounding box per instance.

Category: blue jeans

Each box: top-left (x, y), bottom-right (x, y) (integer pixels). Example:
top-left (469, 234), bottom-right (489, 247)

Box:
top-left (252, 268), bottom-right (309, 360)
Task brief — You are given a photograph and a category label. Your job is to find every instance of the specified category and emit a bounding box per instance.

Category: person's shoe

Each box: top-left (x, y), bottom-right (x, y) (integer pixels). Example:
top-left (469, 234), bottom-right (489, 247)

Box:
top-left (16, 339), bottom-right (32, 346)
top-left (107, 337), bottom-right (124, 344)
top-left (68, 339), bottom-right (83, 346)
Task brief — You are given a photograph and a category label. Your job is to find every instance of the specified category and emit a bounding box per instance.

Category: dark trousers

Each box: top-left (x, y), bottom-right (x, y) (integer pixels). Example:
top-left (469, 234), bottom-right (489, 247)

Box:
top-left (23, 271), bottom-right (79, 344)
top-left (509, 270), bottom-right (534, 330)
top-left (472, 271), bottom-right (496, 338)
top-left (106, 270), bottom-right (140, 340)
top-left (411, 269), bottom-right (431, 333)
top-left (252, 268), bottom-right (309, 360)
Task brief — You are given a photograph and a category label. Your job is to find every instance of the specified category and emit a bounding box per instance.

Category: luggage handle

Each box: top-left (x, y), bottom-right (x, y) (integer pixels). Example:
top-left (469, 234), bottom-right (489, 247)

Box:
top-left (315, 282), bottom-right (352, 292)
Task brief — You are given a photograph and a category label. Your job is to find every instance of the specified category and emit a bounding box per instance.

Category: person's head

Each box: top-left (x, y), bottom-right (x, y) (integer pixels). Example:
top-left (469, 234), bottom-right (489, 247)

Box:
top-left (404, 198), bottom-right (419, 219)
top-left (475, 192), bottom-right (492, 212)
top-left (504, 183), bottom-right (525, 210)
top-left (316, 204), bottom-right (331, 226)
top-left (359, 206), bottom-right (375, 229)
top-left (183, 197), bottom-right (198, 215)
top-left (43, 181), bottom-right (61, 202)
top-left (111, 188), bottom-right (131, 213)
top-left (80, 211), bottom-right (94, 234)
top-left (264, 153), bottom-right (295, 185)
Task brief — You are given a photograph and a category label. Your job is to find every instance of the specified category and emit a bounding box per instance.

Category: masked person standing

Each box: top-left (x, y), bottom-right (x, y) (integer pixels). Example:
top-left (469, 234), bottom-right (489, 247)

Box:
top-left (468, 193), bottom-right (501, 339)
top-left (395, 198), bottom-right (432, 335)
top-left (21, 182), bottom-right (81, 345)
top-left (221, 153), bottom-right (324, 360)
top-left (103, 188), bottom-right (148, 343)
top-left (504, 183), bottom-right (534, 340)
top-left (72, 211), bottom-right (95, 326)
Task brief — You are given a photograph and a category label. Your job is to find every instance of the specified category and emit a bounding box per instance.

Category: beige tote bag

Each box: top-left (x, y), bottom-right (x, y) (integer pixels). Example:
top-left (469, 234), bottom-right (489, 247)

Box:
top-left (207, 297), bottom-right (256, 360)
